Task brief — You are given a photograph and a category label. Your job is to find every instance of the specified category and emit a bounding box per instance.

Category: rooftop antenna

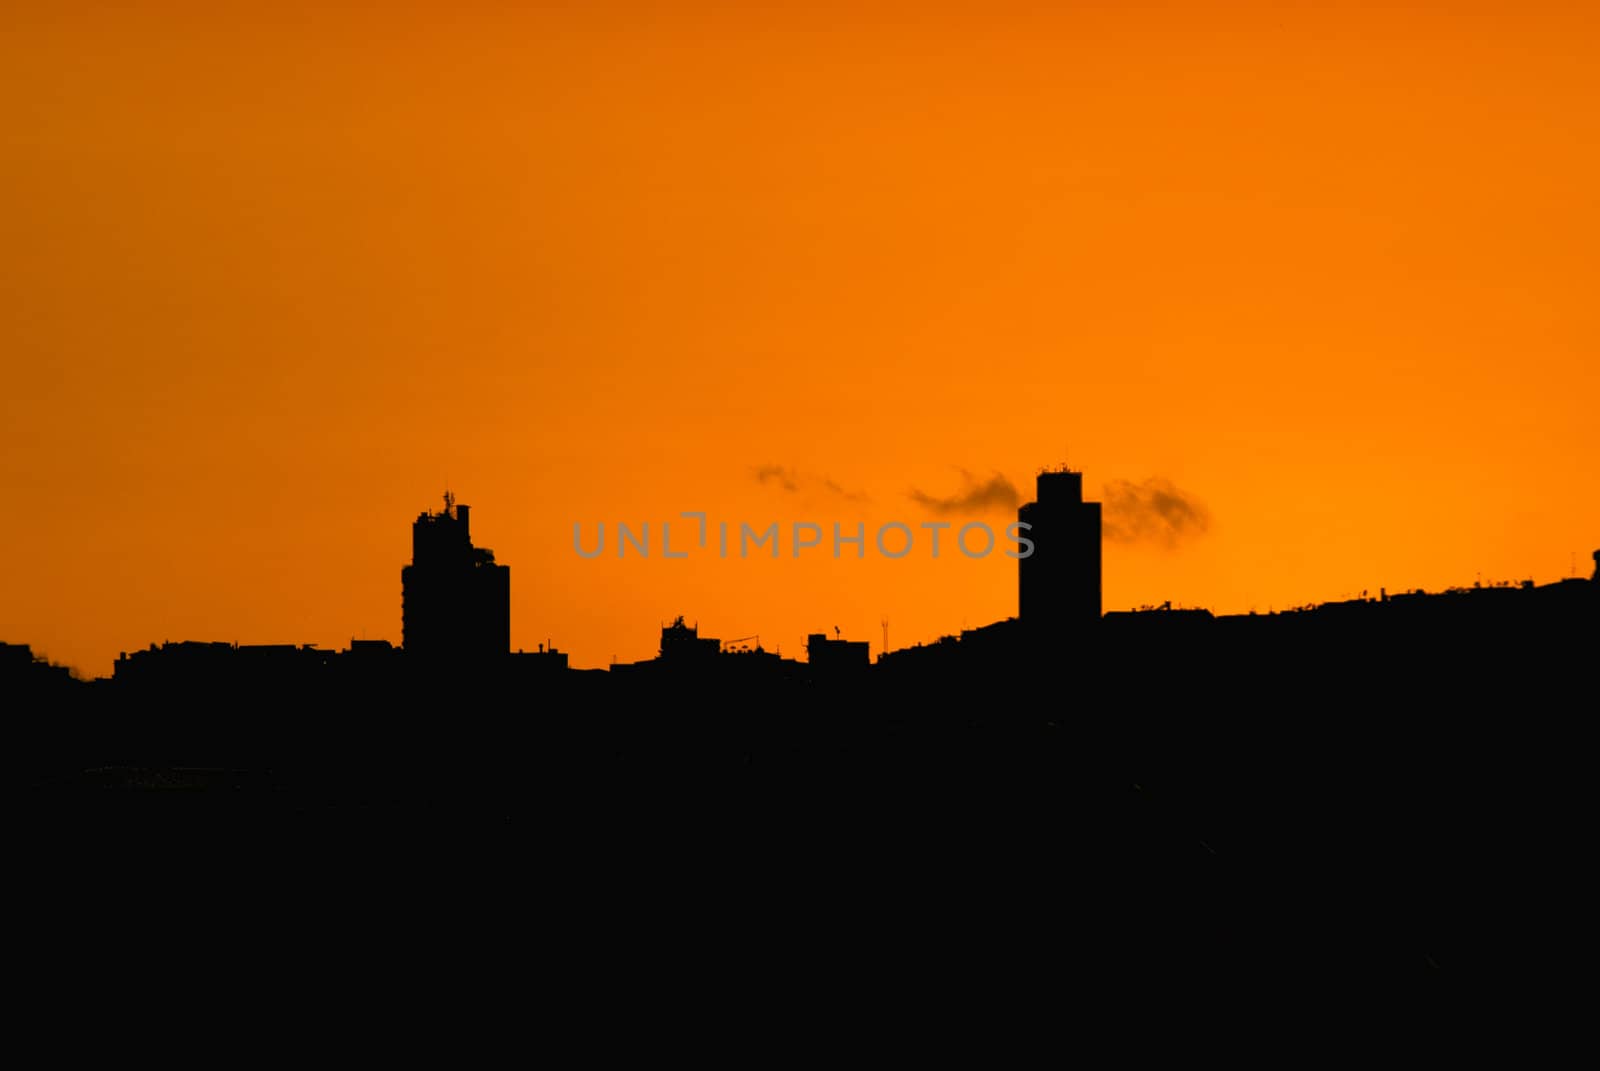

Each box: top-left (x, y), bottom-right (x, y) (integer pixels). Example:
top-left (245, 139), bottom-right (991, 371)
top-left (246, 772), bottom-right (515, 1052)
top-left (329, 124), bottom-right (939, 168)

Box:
top-left (881, 616), bottom-right (889, 657)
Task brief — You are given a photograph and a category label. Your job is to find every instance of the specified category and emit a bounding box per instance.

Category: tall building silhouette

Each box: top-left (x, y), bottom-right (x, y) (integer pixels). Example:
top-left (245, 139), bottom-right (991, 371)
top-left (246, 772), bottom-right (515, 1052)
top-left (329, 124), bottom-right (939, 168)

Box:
top-left (401, 492), bottom-right (510, 660)
top-left (1018, 468), bottom-right (1102, 629)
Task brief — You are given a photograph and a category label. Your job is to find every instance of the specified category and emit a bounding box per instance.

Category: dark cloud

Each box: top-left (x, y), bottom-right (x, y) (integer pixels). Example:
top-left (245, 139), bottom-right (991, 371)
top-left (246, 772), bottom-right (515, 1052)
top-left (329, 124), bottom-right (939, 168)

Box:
top-left (753, 465), bottom-right (799, 492)
top-left (909, 471), bottom-right (1021, 515)
top-left (1101, 477), bottom-right (1211, 549)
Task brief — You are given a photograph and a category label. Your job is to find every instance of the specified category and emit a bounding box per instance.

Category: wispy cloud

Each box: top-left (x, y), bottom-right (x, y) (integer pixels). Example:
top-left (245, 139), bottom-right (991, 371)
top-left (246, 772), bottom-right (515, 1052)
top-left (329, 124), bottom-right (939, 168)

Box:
top-left (753, 465), bottom-right (869, 503)
top-left (909, 470), bottom-right (1020, 515)
top-left (1102, 477), bottom-right (1211, 549)
top-left (821, 478), bottom-right (869, 504)
top-left (753, 464), bottom-right (798, 492)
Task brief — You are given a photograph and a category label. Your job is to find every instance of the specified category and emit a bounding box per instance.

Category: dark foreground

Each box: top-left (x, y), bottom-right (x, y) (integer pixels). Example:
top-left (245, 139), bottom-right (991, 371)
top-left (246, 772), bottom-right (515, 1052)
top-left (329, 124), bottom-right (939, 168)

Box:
top-left (15, 595), bottom-right (1593, 998)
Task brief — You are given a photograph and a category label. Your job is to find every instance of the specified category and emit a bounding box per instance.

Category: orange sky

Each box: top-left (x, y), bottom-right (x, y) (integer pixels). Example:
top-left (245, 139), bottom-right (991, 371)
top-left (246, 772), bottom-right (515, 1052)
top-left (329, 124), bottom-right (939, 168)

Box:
top-left (3, 3), bottom-right (1597, 677)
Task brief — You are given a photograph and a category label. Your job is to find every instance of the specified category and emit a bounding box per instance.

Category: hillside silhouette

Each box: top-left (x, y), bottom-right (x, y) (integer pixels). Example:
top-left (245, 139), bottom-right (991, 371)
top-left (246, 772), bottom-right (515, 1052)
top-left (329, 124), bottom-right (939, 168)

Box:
top-left (8, 474), bottom-right (1595, 985)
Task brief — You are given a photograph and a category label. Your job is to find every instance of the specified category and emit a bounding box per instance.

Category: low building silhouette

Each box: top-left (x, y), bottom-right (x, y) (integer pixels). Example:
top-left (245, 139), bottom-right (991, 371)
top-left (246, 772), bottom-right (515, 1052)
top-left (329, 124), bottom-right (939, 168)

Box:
top-left (658, 616), bottom-right (721, 662)
top-left (514, 643), bottom-right (570, 672)
top-left (608, 615), bottom-right (807, 686)
top-left (806, 630), bottom-right (870, 674)
top-left (0, 642), bottom-right (74, 692)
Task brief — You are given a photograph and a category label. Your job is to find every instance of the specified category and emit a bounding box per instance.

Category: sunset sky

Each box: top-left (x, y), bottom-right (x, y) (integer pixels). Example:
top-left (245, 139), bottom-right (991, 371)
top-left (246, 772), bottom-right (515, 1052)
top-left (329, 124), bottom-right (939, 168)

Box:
top-left (3, 3), bottom-right (1597, 677)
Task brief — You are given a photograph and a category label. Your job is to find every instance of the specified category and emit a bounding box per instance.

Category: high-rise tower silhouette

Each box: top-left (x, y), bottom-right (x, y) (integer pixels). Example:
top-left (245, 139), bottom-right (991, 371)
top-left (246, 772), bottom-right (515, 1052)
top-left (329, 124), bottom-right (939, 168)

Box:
top-left (1018, 469), bottom-right (1102, 629)
top-left (401, 492), bottom-right (510, 660)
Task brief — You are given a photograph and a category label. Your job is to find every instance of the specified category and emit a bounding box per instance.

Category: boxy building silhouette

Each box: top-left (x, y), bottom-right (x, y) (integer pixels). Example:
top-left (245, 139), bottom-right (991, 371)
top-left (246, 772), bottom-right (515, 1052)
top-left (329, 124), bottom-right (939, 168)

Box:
top-left (1018, 468), bottom-right (1102, 630)
top-left (401, 492), bottom-right (510, 661)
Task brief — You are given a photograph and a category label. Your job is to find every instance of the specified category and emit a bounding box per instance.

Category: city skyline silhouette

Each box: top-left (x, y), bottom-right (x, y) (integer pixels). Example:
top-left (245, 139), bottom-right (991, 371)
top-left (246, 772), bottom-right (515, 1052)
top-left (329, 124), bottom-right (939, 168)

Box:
top-left (9, 464), bottom-right (1594, 986)
top-left (6, 5), bottom-right (1598, 988)
top-left (6, 7), bottom-right (1600, 680)
top-left (6, 472), bottom-right (1591, 680)
top-left (6, 469), bottom-right (1597, 681)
